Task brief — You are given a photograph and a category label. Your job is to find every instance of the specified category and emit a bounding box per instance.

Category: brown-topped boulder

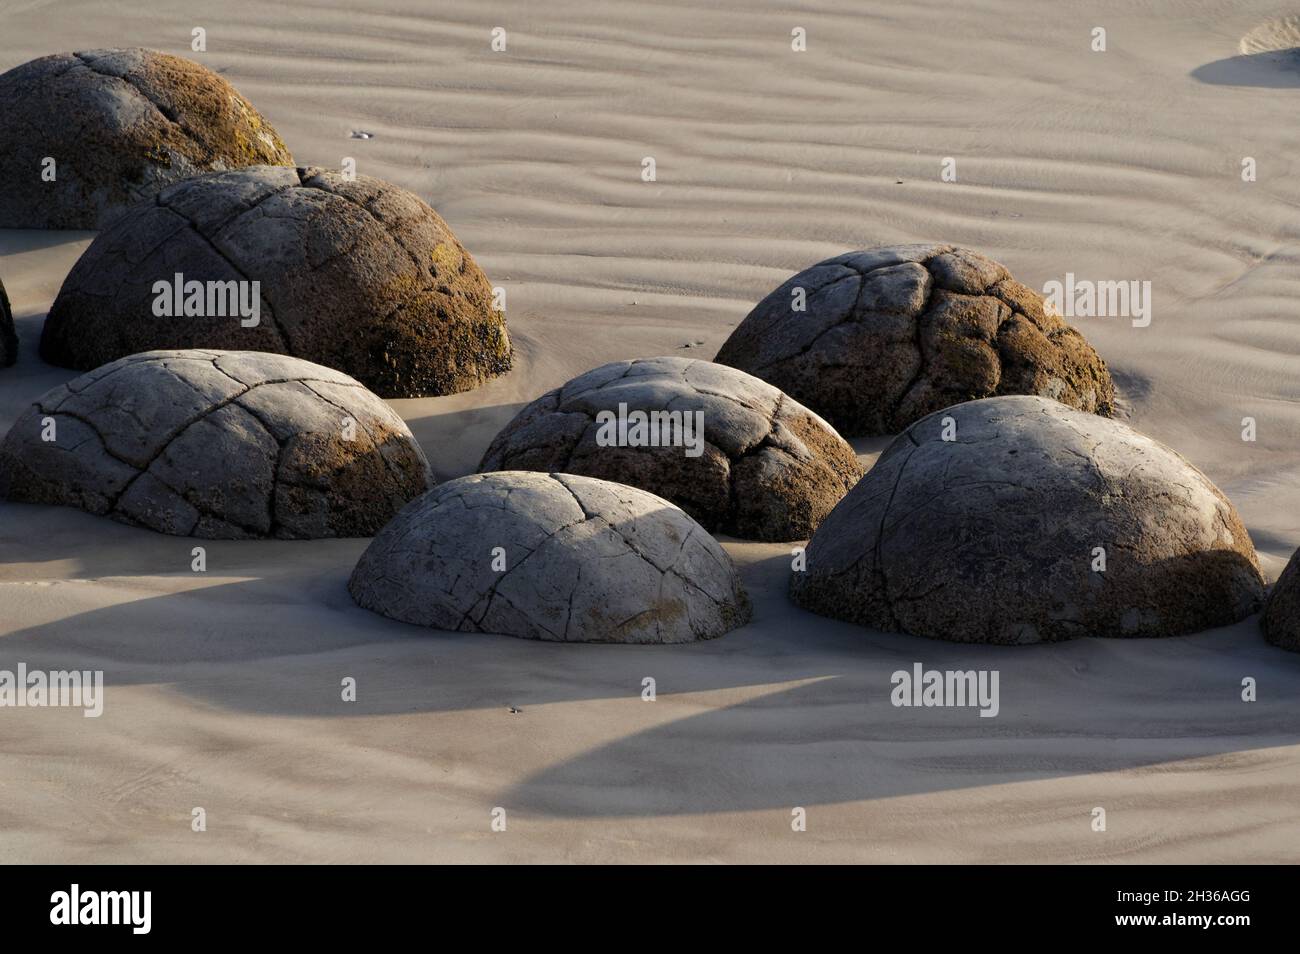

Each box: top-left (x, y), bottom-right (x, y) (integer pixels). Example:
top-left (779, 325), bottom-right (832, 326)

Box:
top-left (39, 165), bottom-right (512, 397)
top-left (716, 244), bottom-right (1115, 436)
top-left (0, 48), bottom-right (294, 229)
top-left (478, 356), bottom-right (864, 541)
top-left (0, 350), bottom-right (433, 538)
top-left (790, 396), bottom-right (1265, 643)
top-left (1262, 548), bottom-right (1300, 652)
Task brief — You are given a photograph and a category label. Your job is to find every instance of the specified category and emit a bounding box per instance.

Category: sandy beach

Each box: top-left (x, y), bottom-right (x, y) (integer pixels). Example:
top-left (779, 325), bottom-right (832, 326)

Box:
top-left (1, 0), bottom-right (1299, 863)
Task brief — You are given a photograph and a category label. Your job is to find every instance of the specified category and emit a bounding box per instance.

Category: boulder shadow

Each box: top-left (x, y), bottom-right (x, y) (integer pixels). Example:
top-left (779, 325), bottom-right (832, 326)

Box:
top-left (0, 529), bottom-right (837, 718)
top-left (501, 612), bottom-right (1300, 817)
top-left (1191, 50), bottom-right (1300, 88)
top-left (0, 229), bottom-right (96, 256)
top-left (400, 401), bottom-right (527, 482)
top-left (4, 504), bottom-right (1297, 816)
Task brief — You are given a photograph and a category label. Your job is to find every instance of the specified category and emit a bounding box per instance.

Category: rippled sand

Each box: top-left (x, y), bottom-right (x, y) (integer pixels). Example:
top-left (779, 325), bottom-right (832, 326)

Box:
top-left (2, 0), bottom-right (1299, 863)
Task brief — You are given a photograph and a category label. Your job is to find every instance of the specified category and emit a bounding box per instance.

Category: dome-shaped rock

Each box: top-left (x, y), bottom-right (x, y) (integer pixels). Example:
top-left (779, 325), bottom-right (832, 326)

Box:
top-left (0, 48), bottom-right (294, 229)
top-left (478, 357), bottom-right (864, 541)
top-left (350, 471), bottom-right (751, 643)
top-left (1262, 549), bottom-right (1300, 652)
top-left (716, 244), bottom-right (1115, 436)
top-left (0, 350), bottom-right (433, 538)
top-left (39, 165), bottom-right (512, 398)
top-left (0, 275), bottom-right (15, 367)
top-left (789, 396), bottom-right (1264, 643)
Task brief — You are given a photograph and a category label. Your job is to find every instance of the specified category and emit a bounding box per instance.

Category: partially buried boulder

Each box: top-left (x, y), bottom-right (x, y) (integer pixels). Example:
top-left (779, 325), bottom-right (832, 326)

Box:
top-left (0, 350), bottom-right (433, 538)
top-left (478, 356), bottom-right (864, 541)
top-left (789, 396), bottom-right (1265, 643)
top-left (0, 275), bottom-right (15, 367)
top-left (0, 48), bottom-right (294, 229)
top-left (349, 471), bottom-right (751, 643)
top-left (40, 165), bottom-right (512, 398)
top-left (716, 244), bottom-right (1115, 436)
top-left (1262, 549), bottom-right (1300, 652)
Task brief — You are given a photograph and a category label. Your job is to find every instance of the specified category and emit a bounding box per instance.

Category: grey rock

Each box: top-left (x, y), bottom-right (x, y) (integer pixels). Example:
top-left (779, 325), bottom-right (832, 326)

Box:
top-left (40, 165), bottom-right (513, 398)
top-left (790, 396), bottom-right (1264, 643)
top-left (479, 357), bottom-right (864, 541)
top-left (716, 244), bottom-right (1116, 436)
top-left (0, 48), bottom-right (294, 229)
top-left (1262, 549), bottom-right (1300, 652)
top-left (0, 275), bottom-right (15, 367)
top-left (349, 471), bottom-right (751, 643)
top-left (0, 349), bottom-right (433, 538)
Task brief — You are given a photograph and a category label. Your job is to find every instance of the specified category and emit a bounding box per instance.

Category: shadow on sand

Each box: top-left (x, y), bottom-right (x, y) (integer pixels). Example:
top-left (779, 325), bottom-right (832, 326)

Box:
top-left (1191, 49), bottom-right (1300, 88)
top-left (3, 501), bottom-right (1299, 817)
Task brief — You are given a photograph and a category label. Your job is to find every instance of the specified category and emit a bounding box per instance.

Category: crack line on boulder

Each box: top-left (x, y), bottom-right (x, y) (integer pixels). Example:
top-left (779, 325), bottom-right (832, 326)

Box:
top-left (163, 212), bottom-right (293, 353)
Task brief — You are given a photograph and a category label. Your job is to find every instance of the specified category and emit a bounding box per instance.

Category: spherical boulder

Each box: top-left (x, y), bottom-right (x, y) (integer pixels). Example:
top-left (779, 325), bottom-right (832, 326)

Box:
top-left (0, 350), bottom-right (433, 539)
top-left (349, 471), bottom-right (751, 643)
top-left (0, 48), bottom-right (294, 229)
top-left (716, 244), bottom-right (1116, 436)
top-left (0, 275), bottom-right (15, 367)
top-left (1262, 549), bottom-right (1300, 652)
top-left (790, 396), bottom-right (1264, 643)
top-left (39, 165), bottom-right (512, 397)
top-left (478, 357), bottom-right (864, 541)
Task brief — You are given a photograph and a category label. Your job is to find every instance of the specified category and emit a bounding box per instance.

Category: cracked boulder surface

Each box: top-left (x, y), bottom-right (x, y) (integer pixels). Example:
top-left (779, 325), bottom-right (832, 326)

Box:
top-left (0, 275), bottom-right (15, 367)
top-left (1262, 548), bottom-right (1300, 652)
top-left (39, 165), bottom-right (512, 398)
top-left (0, 349), bottom-right (433, 539)
top-left (789, 396), bottom-right (1264, 644)
top-left (478, 357), bottom-right (864, 541)
top-left (715, 244), bottom-right (1116, 436)
top-left (0, 48), bottom-right (294, 229)
top-left (349, 471), bottom-right (751, 643)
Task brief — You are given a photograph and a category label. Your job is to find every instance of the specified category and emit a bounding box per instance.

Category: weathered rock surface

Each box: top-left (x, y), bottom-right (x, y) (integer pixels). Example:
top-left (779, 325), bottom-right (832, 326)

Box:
top-left (1262, 549), bottom-right (1300, 652)
top-left (40, 165), bottom-right (512, 398)
top-left (349, 471), bottom-right (751, 643)
top-left (716, 244), bottom-right (1116, 436)
top-left (0, 350), bottom-right (433, 538)
top-left (790, 396), bottom-right (1264, 643)
top-left (0, 275), bottom-right (15, 367)
top-left (478, 357), bottom-right (864, 541)
top-left (0, 48), bottom-right (294, 229)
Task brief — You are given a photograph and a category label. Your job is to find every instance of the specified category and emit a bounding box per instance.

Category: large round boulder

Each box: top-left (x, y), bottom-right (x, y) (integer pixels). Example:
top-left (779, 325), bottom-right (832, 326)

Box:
top-left (0, 350), bottom-right (433, 539)
top-left (350, 471), bottom-right (751, 643)
top-left (790, 396), bottom-right (1265, 643)
top-left (0, 275), bottom-right (15, 367)
top-left (1262, 549), bottom-right (1300, 652)
top-left (716, 244), bottom-right (1116, 436)
top-left (478, 357), bottom-right (864, 541)
top-left (0, 48), bottom-right (294, 229)
top-left (39, 165), bottom-right (512, 398)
